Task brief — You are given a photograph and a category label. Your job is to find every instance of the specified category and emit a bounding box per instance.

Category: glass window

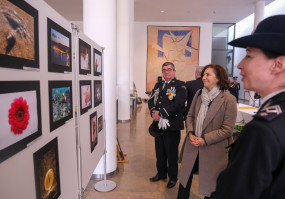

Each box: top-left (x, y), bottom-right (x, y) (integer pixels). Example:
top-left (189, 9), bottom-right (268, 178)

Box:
top-left (212, 23), bottom-right (235, 76)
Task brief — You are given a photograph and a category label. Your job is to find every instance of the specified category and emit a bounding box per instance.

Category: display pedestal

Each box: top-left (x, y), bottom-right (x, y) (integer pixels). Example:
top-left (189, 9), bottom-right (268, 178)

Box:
top-left (94, 180), bottom-right (116, 192)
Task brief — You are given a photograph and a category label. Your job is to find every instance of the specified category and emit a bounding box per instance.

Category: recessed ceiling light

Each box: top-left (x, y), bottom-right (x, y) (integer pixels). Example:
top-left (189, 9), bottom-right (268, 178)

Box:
top-left (160, 10), bottom-right (165, 13)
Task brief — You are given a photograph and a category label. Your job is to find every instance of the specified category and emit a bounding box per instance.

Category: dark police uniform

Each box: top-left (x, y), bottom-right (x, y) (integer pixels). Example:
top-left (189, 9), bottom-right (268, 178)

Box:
top-left (211, 91), bottom-right (285, 199)
top-left (148, 78), bottom-right (186, 181)
top-left (185, 77), bottom-right (204, 116)
top-left (229, 81), bottom-right (240, 102)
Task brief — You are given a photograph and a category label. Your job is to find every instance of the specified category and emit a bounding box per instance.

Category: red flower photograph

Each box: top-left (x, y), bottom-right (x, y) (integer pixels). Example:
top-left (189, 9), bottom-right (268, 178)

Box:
top-left (8, 97), bottom-right (30, 135)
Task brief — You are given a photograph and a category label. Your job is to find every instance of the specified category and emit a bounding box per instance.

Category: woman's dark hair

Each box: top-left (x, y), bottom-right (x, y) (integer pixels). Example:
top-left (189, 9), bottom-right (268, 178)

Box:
top-left (201, 64), bottom-right (231, 90)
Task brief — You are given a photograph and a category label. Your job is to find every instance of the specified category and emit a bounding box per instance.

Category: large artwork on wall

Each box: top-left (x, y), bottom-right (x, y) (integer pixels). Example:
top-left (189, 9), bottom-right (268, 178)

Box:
top-left (48, 81), bottom-right (73, 132)
top-left (48, 18), bottom-right (72, 73)
top-left (80, 80), bottom-right (92, 115)
top-left (0, 0), bottom-right (39, 70)
top-left (94, 80), bottom-right (102, 107)
top-left (33, 137), bottom-right (61, 199)
top-left (79, 39), bottom-right (91, 75)
top-left (89, 111), bottom-right (97, 153)
top-left (93, 48), bottom-right (102, 76)
top-left (0, 81), bottom-right (42, 163)
top-left (147, 26), bottom-right (200, 91)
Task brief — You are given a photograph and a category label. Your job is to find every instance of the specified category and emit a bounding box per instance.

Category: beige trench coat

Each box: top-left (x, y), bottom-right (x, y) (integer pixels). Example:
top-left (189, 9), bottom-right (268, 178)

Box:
top-left (178, 90), bottom-right (237, 196)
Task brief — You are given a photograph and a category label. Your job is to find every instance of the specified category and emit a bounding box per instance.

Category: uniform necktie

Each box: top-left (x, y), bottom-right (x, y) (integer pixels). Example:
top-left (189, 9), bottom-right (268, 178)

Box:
top-left (162, 82), bottom-right (168, 90)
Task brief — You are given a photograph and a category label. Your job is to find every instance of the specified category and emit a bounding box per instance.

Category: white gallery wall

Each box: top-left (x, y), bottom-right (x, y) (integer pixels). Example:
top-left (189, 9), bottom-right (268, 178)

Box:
top-left (133, 21), bottom-right (212, 99)
top-left (0, 0), bottom-right (105, 198)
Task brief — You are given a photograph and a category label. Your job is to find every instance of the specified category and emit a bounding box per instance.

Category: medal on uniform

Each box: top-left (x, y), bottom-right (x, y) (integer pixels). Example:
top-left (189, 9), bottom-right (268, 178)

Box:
top-left (166, 87), bottom-right (176, 100)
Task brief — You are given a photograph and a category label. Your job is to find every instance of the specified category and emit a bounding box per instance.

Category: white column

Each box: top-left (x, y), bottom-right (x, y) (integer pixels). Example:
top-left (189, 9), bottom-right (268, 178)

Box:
top-left (249, 1), bottom-right (265, 106)
top-left (129, 0), bottom-right (134, 93)
top-left (117, 0), bottom-right (131, 121)
top-left (83, 0), bottom-right (117, 174)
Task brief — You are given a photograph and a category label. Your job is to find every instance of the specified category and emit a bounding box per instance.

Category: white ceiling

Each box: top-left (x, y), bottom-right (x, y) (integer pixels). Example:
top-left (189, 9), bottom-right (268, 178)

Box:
top-left (44, 0), bottom-right (274, 23)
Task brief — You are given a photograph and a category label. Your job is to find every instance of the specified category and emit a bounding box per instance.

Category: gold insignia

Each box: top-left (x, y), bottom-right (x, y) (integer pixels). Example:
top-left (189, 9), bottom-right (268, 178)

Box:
top-left (166, 87), bottom-right (176, 100)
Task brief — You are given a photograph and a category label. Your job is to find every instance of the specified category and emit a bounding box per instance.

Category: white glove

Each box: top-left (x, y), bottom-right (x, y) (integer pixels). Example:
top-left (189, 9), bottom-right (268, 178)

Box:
top-left (158, 117), bottom-right (170, 130)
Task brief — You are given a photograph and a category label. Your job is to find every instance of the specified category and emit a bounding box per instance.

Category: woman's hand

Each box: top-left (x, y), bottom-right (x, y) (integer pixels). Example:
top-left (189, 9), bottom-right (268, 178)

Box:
top-left (189, 133), bottom-right (206, 147)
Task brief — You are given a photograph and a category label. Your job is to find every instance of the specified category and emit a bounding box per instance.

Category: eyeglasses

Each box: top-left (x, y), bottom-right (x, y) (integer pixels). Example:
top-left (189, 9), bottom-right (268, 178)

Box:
top-left (162, 68), bottom-right (173, 72)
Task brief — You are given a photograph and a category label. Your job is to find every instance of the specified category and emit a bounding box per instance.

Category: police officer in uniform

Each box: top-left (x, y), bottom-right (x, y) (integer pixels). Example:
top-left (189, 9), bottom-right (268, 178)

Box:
top-left (211, 15), bottom-right (285, 199)
top-left (148, 62), bottom-right (186, 189)
top-left (229, 76), bottom-right (240, 102)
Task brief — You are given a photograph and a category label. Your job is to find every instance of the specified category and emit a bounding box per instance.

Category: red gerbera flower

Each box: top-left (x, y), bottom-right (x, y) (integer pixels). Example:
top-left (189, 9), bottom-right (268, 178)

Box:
top-left (8, 97), bottom-right (30, 135)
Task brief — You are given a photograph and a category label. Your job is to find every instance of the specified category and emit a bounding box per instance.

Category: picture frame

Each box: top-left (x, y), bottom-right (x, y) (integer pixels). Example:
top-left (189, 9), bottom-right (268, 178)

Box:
top-left (0, 81), bottom-right (42, 163)
top-left (79, 39), bottom-right (91, 75)
top-left (93, 48), bottom-right (102, 76)
top-left (48, 81), bottom-right (73, 132)
top-left (93, 80), bottom-right (102, 107)
top-left (33, 137), bottom-right (61, 199)
top-left (79, 80), bottom-right (92, 115)
top-left (0, 0), bottom-right (39, 70)
top-left (89, 111), bottom-right (97, 153)
top-left (47, 18), bottom-right (72, 73)
top-left (147, 26), bottom-right (200, 91)
top-left (98, 115), bottom-right (103, 133)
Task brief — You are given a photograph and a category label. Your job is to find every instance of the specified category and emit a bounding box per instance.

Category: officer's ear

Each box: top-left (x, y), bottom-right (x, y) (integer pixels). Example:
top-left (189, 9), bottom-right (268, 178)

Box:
top-left (271, 56), bottom-right (285, 75)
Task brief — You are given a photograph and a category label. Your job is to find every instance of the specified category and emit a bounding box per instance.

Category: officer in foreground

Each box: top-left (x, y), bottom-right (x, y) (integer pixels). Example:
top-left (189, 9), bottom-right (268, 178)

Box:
top-left (148, 62), bottom-right (186, 189)
top-left (211, 15), bottom-right (285, 199)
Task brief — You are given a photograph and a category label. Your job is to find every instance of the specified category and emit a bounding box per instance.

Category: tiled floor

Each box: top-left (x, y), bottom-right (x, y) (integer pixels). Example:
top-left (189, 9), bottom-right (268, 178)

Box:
top-left (83, 101), bottom-right (204, 199)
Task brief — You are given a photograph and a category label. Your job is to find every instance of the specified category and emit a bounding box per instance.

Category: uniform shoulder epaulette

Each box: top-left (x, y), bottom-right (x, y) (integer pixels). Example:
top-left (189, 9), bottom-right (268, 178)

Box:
top-left (254, 101), bottom-right (285, 121)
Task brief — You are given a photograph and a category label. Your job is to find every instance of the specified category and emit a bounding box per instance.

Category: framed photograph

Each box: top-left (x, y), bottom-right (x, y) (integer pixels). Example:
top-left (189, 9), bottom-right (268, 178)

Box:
top-left (90, 111), bottom-right (97, 153)
top-left (93, 48), bottom-right (102, 76)
top-left (0, 81), bottom-right (42, 163)
top-left (147, 26), bottom-right (200, 91)
top-left (98, 115), bottom-right (103, 133)
top-left (33, 137), bottom-right (61, 199)
top-left (47, 18), bottom-right (72, 73)
top-left (79, 80), bottom-right (92, 115)
top-left (48, 81), bottom-right (73, 132)
top-left (79, 39), bottom-right (91, 75)
top-left (0, 0), bottom-right (39, 70)
top-left (94, 80), bottom-right (102, 107)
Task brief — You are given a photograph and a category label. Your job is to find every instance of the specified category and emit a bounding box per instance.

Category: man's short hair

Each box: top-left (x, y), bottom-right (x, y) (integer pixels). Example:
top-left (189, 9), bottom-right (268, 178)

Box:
top-left (195, 66), bottom-right (204, 75)
top-left (162, 62), bottom-right (175, 70)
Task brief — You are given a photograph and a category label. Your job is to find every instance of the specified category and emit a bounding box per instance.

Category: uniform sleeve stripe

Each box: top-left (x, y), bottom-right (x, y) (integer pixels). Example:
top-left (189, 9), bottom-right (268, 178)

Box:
top-left (163, 108), bottom-right (169, 116)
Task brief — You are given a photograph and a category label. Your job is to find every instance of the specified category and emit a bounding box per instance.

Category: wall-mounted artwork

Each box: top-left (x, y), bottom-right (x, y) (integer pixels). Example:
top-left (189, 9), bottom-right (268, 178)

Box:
top-left (93, 80), bottom-right (102, 107)
top-left (33, 137), bottom-right (61, 199)
top-left (89, 111), bottom-right (97, 153)
top-left (0, 81), bottom-right (42, 163)
top-left (48, 81), bottom-right (73, 132)
top-left (47, 18), bottom-right (72, 73)
top-left (147, 26), bottom-right (200, 91)
top-left (0, 0), bottom-right (39, 70)
top-left (98, 115), bottom-right (103, 133)
top-left (79, 39), bottom-right (91, 75)
top-left (93, 48), bottom-right (102, 76)
top-left (79, 80), bottom-right (91, 115)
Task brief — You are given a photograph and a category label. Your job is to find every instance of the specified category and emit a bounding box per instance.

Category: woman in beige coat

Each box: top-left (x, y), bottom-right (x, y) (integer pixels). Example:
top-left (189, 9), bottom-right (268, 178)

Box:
top-left (177, 64), bottom-right (237, 198)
